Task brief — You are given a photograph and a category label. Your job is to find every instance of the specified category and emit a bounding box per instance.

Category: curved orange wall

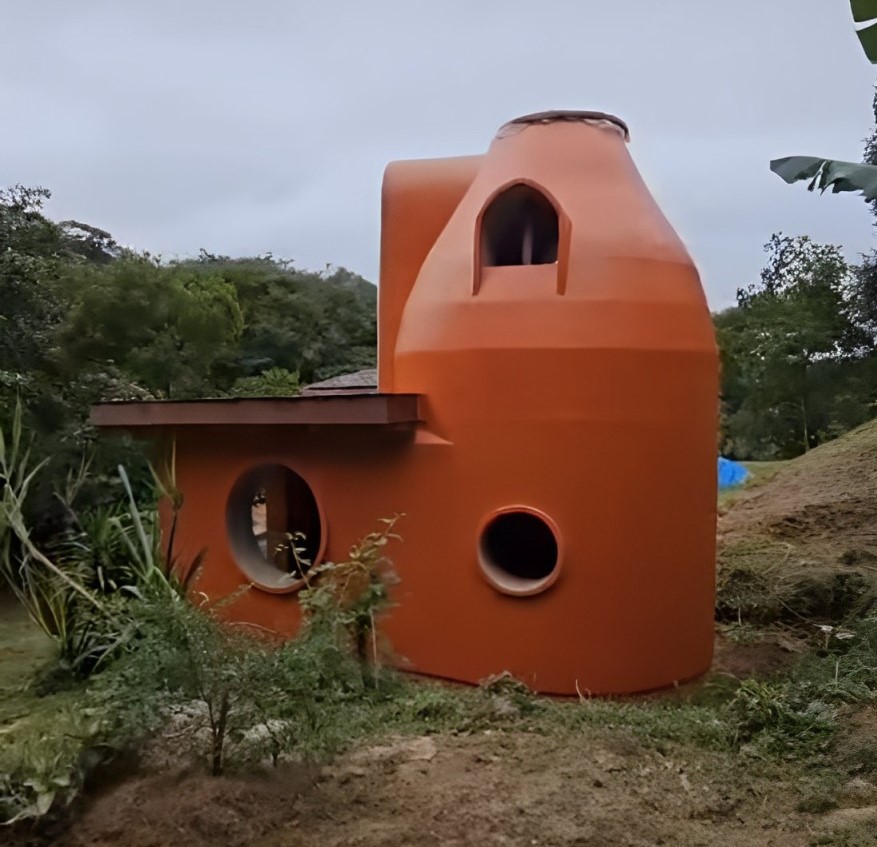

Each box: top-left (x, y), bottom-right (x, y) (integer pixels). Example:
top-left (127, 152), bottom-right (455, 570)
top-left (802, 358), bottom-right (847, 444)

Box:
top-left (164, 113), bottom-right (717, 696)
top-left (385, 116), bottom-right (717, 694)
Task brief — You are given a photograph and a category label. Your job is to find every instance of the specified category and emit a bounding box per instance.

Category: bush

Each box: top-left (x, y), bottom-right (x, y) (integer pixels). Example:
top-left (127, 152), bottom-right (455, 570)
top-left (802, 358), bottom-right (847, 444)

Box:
top-left (724, 616), bottom-right (877, 757)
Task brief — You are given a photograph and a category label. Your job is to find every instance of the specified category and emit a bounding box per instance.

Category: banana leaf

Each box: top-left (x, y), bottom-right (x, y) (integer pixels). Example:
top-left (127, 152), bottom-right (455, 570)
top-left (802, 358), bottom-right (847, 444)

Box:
top-left (770, 156), bottom-right (877, 201)
top-left (851, 0), bottom-right (877, 62)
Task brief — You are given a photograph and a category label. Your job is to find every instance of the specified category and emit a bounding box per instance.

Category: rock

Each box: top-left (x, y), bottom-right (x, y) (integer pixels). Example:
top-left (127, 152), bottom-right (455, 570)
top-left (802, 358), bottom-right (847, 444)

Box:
top-left (490, 695), bottom-right (520, 719)
top-left (348, 735), bottom-right (438, 766)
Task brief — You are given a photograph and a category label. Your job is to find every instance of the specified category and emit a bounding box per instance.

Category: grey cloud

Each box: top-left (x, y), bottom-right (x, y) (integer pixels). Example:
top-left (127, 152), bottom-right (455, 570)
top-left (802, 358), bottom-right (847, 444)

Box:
top-left (2, 0), bottom-right (876, 308)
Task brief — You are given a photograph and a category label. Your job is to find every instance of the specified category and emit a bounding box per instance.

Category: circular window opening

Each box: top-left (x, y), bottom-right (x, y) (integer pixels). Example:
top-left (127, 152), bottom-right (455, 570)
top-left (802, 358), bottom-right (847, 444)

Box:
top-left (478, 508), bottom-right (560, 596)
top-left (226, 465), bottom-right (324, 592)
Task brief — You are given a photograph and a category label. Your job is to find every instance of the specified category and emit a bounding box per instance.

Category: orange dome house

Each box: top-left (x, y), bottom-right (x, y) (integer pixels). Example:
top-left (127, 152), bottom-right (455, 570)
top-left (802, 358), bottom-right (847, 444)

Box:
top-left (93, 111), bottom-right (718, 695)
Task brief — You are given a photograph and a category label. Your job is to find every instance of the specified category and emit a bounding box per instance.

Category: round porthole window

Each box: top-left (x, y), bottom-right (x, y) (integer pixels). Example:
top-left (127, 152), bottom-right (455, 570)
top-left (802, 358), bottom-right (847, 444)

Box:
top-left (226, 465), bottom-right (324, 592)
top-left (478, 507), bottom-right (561, 596)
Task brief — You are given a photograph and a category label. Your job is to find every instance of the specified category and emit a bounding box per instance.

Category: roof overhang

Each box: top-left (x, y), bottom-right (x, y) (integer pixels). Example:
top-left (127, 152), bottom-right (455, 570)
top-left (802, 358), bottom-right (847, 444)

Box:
top-left (90, 393), bottom-right (422, 429)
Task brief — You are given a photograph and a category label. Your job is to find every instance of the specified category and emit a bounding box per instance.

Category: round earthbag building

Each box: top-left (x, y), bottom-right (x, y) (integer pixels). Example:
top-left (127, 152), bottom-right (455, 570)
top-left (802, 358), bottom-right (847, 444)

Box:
top-left (384, 112), bottom-right (718, 695)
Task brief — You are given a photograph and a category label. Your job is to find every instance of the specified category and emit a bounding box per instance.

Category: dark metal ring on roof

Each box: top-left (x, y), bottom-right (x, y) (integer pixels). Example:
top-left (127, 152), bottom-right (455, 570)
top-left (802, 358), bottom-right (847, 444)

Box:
top-left (500, 110), bottom-right (630, 141)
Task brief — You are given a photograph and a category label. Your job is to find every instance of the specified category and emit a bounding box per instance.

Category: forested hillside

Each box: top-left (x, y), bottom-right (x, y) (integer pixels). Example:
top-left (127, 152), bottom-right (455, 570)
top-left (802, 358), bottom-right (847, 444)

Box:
top-left (0, 185), bottom-right (376, 533)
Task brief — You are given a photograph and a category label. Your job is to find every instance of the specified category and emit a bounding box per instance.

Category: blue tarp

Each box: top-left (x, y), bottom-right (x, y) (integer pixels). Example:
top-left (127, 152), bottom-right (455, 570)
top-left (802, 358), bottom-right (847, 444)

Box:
top-left (718, 457), bottom-right (750, 489)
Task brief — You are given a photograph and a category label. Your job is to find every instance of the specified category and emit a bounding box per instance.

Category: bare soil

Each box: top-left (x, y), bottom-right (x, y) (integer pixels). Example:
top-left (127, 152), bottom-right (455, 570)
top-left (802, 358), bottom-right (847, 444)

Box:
top-left (255, 732), bottom-right (812, 847)
top-left (31, 729), bottom-right (875, 847)
top-left (54, 765), bottom-right (317, 847)
top-left (712, 629), bottom-right (806, 679)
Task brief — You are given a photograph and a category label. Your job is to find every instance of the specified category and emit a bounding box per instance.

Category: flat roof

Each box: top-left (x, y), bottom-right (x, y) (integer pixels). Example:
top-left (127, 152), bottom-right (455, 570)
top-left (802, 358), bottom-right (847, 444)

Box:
top-left (90, 392), bottom-right (421, 429)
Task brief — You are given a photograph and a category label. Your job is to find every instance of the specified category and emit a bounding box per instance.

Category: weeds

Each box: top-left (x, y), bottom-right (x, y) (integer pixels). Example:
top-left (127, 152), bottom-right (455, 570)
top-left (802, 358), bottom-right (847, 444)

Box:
top-left (0, 696), bottom-right (107, 825)
top-left (0, 400), bottom-right (109, 637)
top-left (721, 615), bottom-right (877, 763)
top-left (717, 539), bottom-right (877, 625)
top-left (718, 620), bottom-right (765, 644)
top-left (76, 517), bottom-right (404, 779)
top-left (0, 394), bottom-right (409, 821)
top-left (727, 678), bottom-right (836, 754)
top-left (299, 515), bottom-right (401, 679)
top-left (1, 400), bottom-right (196, 680)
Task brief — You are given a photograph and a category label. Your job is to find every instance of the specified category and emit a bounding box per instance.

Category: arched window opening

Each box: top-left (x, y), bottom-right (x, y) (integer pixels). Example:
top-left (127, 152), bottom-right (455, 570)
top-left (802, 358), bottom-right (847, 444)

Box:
top-left (480, 184), bottom-right (559, 267)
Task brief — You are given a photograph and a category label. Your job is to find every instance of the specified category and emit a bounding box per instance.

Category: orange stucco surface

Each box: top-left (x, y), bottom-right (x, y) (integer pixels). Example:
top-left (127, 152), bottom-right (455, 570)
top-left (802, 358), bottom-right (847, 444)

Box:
top-left (94, 112), bottom-right (718, 695)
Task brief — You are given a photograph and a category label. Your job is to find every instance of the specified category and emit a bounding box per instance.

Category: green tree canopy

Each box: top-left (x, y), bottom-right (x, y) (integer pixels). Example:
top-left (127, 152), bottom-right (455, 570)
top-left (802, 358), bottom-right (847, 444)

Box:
top-left (0, 184), bottom-right (377, 537)
top-left (60, 259), bottom-right (244, 398)
top-left (718, 235), bottom-right (872, 458)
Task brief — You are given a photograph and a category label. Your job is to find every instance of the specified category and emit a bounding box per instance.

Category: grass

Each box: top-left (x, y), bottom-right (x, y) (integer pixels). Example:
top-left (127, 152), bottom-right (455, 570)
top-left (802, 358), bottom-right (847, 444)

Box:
top-left (716, 539), bottom-right (877, 625)
top-left (0, 592), bottom-right (99, 824)
top-left (716, 444), bottom-right (877, 626)
top-left (0, 591), bottom-right (54, 698)
top-left (717, 459), bottom-right (787, 508)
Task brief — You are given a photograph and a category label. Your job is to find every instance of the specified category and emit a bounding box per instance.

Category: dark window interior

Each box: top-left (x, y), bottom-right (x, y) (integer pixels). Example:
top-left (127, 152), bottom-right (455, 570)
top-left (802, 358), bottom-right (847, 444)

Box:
top-left (481, 185), bottom-right (559, 267)
top-left (248, 465), bottom-right (321, 579)
top-left (480, 511), bottom-right (558, 581)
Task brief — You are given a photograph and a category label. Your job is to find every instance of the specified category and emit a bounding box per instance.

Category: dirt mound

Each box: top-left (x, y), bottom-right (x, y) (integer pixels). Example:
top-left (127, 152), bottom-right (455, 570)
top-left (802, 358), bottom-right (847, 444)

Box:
top-left (717, 419), bottom-right (877, 623)
top-left (53, 765), bottom-right (316, 847)
top-left (30, 733), bottom-right (822, 847)
top-left (711, 629), bottom-right (806, 679)
top-left (256, 731), bottom-right (815, 846)
top-left (720, 419), bottom-right (877, 555)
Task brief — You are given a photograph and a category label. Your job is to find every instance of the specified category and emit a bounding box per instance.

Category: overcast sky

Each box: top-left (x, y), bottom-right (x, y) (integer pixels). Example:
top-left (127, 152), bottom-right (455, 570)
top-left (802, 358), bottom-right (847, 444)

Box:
top-left (2, 0), bottom-right (876, 308)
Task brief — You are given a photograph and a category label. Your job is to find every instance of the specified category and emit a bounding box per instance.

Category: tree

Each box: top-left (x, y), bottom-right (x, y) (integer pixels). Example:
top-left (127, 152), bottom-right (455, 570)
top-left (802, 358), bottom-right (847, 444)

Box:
top-left (770, 1), bottom-right (877, 198)
top-left (718, 235), bottom-right (870, 458)
top-left (59, 259), bottom-right (244, 398)
top-left (0, 186), bottom-right (66, 391)
top-left (0, 187), bottom-right (148, 540)
top-left (177, 256), bottom-right (377, 385)
top-left (850, 93), bottom-right (877, 343)
top-left (0, 184), bottom-right (378, 539)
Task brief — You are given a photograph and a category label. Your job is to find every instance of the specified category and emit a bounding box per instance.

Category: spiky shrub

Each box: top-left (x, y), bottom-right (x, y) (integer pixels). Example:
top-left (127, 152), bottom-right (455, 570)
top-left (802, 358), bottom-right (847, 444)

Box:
top-left (0, 401), bottom-right (191, 676)
top-left (0, 400), bottom-right (112, 667)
